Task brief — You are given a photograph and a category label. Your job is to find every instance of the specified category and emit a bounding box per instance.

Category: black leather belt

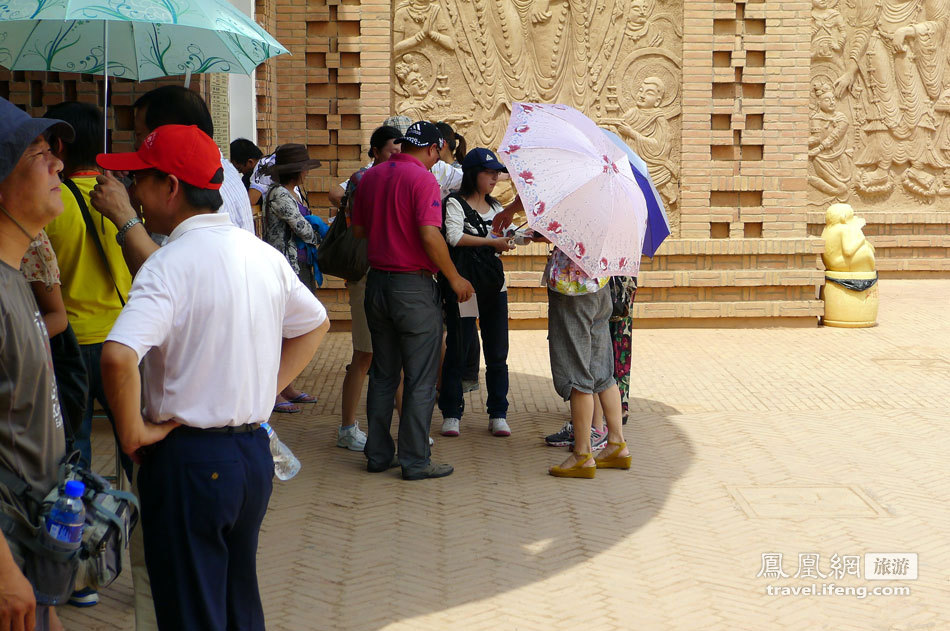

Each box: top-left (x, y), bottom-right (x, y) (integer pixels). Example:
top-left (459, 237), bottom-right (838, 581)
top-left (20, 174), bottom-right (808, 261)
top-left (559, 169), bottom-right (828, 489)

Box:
top-left (177, 423), bottom-right (261, 435)
top-left (370, 268), bottom-right (434, 278)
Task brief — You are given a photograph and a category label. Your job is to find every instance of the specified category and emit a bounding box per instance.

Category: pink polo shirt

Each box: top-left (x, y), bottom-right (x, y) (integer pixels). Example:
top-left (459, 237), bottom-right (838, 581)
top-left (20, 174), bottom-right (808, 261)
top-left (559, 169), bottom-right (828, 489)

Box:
top-left (351, 153), bottom-right (443, 274)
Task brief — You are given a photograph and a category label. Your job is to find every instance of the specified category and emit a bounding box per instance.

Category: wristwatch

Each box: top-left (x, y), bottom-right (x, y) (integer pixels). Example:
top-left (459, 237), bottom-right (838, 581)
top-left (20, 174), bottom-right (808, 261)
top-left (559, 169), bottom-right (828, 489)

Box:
top-left (115, 217), bottom-right (143, 246)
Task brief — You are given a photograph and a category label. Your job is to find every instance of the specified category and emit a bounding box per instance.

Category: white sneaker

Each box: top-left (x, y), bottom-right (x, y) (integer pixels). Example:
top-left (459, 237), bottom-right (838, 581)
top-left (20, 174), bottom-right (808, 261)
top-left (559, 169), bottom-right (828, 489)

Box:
top-left (429, 436), bottom-right (434, 446)
top-left (336, 422), bottom-right (367, 451)
top-left (591, 425), bottom-right (608, 451)
top-left (489, 418), bottom-right (511, 437)
top-left (441, 418), bottom-right (460, 437)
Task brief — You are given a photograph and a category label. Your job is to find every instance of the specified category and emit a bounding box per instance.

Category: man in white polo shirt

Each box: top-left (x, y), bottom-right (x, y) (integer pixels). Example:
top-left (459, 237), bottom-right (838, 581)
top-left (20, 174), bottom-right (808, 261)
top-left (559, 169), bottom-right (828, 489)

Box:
top-left (99, 124), bottom-right (329, 630)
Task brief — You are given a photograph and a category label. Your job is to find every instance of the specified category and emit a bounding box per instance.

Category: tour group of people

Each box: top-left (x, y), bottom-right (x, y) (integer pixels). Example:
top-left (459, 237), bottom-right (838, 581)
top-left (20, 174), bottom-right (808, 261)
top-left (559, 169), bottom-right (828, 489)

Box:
top-left (232, 115), bottom-right (636, 481)
top-left (0, 84), bottom-right (635, 630)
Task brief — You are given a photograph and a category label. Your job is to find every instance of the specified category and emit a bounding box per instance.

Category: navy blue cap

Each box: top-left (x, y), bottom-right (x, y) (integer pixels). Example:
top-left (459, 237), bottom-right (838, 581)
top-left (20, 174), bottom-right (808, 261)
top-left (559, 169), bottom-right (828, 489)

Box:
top-left (462, 147), bottom-right (508, 172)
top-left (0, 97), bottom-right (74, 184)
top-left (397, 121), bottom-right (444, 149)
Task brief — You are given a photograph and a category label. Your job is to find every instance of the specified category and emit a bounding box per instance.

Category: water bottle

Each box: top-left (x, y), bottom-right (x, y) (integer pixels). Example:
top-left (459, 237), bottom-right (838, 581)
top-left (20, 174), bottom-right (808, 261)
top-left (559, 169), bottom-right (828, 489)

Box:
top-left (262, 422), bottom-right (301, 480)
top-left (45, 480), bottom-right (85, 547)
top-left (33, 480), bottom-right (85, 604)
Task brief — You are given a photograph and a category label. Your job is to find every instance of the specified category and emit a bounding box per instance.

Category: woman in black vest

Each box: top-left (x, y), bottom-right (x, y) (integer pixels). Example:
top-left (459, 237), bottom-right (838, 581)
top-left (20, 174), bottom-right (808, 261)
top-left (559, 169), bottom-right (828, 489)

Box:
top-left (439, 148), bottom-right (523, 438)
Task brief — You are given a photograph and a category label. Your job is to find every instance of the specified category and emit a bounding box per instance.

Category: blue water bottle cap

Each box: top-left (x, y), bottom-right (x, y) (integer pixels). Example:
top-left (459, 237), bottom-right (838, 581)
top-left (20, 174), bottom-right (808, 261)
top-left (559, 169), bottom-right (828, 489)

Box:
top-left (64, 480), bottom-right (85, 498)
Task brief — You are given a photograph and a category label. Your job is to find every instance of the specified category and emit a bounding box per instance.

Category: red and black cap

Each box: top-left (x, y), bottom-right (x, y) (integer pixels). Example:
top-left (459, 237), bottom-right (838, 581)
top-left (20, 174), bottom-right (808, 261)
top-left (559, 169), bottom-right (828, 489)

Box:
top-left (96, 124), bottom-right (223, 190)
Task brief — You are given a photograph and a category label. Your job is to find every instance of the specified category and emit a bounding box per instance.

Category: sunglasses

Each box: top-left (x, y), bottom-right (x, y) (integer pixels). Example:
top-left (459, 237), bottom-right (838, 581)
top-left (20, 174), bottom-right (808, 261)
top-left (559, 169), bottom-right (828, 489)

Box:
top-left (131, 169), bottom-right (167, 185)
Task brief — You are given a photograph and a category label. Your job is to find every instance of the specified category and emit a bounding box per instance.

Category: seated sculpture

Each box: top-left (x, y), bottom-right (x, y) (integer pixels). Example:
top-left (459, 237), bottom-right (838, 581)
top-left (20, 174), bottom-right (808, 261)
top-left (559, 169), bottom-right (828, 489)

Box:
top-left (820, 203), bottom-right (875, 273)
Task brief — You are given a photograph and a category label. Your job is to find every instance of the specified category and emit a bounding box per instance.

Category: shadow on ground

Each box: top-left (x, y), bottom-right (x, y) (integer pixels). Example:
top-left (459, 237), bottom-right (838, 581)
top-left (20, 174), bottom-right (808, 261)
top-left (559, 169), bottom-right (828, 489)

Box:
top-left (260, 370), bottom-right (693, 630)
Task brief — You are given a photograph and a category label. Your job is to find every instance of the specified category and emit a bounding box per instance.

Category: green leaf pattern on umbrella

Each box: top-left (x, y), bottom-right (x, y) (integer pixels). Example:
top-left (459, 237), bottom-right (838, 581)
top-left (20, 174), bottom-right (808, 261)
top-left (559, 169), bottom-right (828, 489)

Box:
top-left (0, 31), bottom-right (10, 63)
top-left (0, 0), bottom-right (68, 21)
top-left (20, 18), bottom-right (80, 70)
top-left (180, 42), bottom-right (229, 73)
top-left (141, 23), bottom-right (231, 75)
top-left (75, 0), bottom-right (191, 23)
top-left (223, 30), bottom-right (271, 68)
top-left (0, 0), bottom-right (288, 80)
top-left (66, 42), bottom-right (133, 75)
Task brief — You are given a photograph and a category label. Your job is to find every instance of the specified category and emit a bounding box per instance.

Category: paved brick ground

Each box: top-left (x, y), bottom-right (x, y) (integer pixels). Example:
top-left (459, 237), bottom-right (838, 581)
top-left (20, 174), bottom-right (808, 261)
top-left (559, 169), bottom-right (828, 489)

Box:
top-left (62, 280), bottom-right (950, 630)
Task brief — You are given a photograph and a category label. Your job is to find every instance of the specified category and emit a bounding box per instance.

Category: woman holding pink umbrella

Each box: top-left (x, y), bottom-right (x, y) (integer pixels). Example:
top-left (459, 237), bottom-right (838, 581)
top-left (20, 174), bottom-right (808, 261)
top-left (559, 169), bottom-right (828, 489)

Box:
top-left (495, 102), bottom-right (645, 478)
top-left (499, 198), bottom-right (630, 478)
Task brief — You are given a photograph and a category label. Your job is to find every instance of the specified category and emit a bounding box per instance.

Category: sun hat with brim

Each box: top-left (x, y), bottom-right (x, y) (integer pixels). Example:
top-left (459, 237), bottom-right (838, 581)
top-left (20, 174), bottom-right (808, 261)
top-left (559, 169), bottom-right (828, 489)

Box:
top-left (97, 124), bottom-right (224, 190)
top-left (462, 147), bottom-right (508, 173)
top-left (261, 143), bottom-right (321, 175)
top-left (0, 97), bottom-right (74, 184)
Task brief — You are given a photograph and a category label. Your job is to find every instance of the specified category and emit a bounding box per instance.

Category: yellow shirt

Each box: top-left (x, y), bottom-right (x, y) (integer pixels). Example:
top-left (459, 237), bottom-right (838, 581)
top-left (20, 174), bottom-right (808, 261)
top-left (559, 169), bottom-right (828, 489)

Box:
top-left (45, 175), bottom-right (132, 345)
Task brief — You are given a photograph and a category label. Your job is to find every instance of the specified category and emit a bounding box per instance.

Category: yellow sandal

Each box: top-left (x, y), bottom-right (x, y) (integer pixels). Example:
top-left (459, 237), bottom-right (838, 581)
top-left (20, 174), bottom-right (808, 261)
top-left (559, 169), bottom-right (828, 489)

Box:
top-left (549, 453), bottom-right (596, 479)
top-left (595, 441), bottom-right (632, 469)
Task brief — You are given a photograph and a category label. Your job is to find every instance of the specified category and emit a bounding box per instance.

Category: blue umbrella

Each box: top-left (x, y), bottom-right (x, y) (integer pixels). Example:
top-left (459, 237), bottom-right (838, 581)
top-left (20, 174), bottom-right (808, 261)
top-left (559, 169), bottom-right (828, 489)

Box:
top-left (601, 128), bottom-right (671, 257)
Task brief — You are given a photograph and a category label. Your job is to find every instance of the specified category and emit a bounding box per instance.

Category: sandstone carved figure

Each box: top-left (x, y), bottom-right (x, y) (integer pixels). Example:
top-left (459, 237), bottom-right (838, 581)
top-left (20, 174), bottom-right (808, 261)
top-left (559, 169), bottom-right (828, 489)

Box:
top-left (811, 0), bottom-right (847, 61)
top-left (809, 81), bottom-right (852, 199)
top-left (614, 76), bottom-right (678, 206)
top-left (394, 54), bottom-right (438, 120)
top-left (833, 0), bottom-right (950, 199)
top-left (393, 0), bottom-right (456, 56)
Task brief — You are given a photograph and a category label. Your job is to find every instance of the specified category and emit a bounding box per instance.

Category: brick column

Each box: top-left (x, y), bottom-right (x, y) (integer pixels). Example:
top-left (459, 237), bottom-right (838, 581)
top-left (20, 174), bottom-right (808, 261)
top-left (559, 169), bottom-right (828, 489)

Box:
top-left (679, 0), bottom-right (811, 240)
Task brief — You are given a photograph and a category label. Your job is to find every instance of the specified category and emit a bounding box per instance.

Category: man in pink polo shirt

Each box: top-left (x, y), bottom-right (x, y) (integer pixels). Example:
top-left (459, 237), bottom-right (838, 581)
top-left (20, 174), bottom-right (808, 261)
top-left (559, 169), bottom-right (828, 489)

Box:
top-left (352, 121), bottom-right (473, 480)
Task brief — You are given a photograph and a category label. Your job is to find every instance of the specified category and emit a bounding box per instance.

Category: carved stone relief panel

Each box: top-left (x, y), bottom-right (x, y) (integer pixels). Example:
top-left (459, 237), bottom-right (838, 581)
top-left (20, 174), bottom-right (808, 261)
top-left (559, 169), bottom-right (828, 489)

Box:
top-left (810, 0), bottom-right (950, 207)
top-left (391, 0), bottom-right (683, 233)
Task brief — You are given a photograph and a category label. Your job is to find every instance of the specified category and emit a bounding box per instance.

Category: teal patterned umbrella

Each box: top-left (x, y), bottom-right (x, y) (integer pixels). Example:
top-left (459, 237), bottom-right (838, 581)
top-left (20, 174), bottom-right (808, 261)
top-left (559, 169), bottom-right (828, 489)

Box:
top-left (0, 0), bottom-right (288, 80)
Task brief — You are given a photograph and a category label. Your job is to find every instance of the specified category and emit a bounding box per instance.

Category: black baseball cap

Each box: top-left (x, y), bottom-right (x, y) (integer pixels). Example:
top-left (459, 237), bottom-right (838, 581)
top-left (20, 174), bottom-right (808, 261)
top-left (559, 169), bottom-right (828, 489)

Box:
top-left (397, 121), bottom-right (445, 149)
top-left (0, 97), bottom-right (74, 184)
top-left (461, 147), bottom-right (508, 172)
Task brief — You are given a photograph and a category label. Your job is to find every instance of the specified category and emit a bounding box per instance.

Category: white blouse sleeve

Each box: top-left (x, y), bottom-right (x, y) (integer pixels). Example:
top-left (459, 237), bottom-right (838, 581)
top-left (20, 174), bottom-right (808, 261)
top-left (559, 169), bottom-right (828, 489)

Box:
top-left (432, 161), bottom-right (463, 195)
top-left (444, 196), bottom-right (466, 247)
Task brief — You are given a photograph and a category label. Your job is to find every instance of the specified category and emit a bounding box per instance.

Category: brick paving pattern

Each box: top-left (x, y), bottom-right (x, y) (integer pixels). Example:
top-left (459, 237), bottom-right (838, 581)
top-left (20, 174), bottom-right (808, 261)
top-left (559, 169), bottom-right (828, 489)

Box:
top-left (63, 280), bottom-right (950, 630)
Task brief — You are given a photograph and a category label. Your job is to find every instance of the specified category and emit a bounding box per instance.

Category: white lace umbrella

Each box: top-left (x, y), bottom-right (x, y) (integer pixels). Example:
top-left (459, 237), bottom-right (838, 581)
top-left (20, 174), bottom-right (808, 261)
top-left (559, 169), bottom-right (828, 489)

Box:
top-left (498, 102), bottom-right (648, 277)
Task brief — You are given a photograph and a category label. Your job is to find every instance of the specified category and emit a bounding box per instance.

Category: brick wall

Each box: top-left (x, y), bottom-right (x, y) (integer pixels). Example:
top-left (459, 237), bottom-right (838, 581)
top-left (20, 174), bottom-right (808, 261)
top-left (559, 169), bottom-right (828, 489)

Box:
top-left (255, 0), bottom-right (374, 211)
top-left (680, 0), bottom-right (811, 240)
top-left (0, 70), bottom-right (202, 153)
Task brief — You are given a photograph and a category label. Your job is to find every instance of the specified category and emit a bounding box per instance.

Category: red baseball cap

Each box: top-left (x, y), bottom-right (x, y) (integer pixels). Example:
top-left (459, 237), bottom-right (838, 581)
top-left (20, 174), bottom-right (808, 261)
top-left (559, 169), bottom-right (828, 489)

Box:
top-left (96, 124), bottom-right (223, 190)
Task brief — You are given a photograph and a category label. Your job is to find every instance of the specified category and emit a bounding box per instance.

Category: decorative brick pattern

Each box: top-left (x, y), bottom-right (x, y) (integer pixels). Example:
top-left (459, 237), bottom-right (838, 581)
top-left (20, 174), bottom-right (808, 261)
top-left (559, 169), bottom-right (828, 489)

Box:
top-left (0, 70), bottom-right (201, 153)
top-left (680, 1), bottom-right (811, 240)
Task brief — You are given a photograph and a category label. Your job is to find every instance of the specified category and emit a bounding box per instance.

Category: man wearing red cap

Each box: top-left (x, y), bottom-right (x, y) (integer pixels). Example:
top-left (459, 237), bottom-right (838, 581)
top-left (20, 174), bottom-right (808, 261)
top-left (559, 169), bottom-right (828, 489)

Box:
top-left (98, 125), bottom-right (330, 630)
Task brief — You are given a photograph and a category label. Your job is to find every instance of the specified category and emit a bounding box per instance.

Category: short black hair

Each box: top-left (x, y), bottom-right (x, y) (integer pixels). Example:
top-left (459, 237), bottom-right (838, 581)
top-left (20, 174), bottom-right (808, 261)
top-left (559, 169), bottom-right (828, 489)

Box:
top-left (230, 138), bottom-right (262, 163)
top-left (144, 168), bottom-right (223, 212)
top-left (181, 179), bottom-right (223, 211)
top-left (368, 125), bottom-right (402, 159)
top-left (44, 101), bottom-right (103, 173)
top-left (133, 86), bottom-right (214, 137)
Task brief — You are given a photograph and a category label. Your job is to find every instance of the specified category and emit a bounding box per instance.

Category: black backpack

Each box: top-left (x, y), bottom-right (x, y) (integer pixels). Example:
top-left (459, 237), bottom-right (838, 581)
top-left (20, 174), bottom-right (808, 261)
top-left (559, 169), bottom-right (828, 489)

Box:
top-left (438, 193), bottom-right (505, 301)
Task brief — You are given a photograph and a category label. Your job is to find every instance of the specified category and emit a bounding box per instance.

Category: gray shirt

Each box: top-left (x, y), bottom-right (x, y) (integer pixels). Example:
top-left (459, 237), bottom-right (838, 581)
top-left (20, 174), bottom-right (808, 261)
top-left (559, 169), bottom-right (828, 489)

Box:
top-left (0, 261), bottom-right (65, 531)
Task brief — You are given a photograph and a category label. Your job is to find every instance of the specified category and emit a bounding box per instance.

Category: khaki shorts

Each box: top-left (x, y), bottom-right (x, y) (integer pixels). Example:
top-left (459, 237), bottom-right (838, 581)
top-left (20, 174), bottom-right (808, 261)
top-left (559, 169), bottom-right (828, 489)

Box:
top-left (347, 275), bottom-right (373, 353)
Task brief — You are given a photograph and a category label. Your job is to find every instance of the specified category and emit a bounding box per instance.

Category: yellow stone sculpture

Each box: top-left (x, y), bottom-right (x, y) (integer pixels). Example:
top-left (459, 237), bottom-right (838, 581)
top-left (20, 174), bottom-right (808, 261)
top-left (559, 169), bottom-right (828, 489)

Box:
top-left (820, 203), bottom-right (879, 327)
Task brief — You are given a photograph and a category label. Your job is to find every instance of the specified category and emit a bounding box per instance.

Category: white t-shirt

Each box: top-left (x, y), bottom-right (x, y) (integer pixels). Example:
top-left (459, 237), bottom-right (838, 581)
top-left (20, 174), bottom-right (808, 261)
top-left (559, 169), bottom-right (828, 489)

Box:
top-left (107, 213), bottom-right (327, 428)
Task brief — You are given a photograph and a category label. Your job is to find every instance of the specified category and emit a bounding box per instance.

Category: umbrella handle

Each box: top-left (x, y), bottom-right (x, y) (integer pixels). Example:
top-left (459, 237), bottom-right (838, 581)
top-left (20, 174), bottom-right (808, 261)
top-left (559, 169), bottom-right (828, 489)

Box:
top-left (102, 21), bottom-right (108, 152)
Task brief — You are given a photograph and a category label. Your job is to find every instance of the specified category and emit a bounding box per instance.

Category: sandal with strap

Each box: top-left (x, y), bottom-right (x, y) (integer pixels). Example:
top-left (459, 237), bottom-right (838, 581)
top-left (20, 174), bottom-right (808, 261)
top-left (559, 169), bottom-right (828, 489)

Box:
top-left (595, 441), bottom-right (632, 469)
top-left (273, 401), bottom-right (301, 414)
top-left (549, 453), bottom-right (596, 479)
top-left (288, 392), bottom-right (317, 404)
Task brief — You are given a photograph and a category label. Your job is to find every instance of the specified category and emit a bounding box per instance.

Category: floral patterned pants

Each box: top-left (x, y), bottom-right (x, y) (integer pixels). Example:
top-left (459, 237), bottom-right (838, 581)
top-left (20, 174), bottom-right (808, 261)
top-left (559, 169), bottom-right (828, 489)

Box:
top-left (609, 315), bottom-right (633, 424)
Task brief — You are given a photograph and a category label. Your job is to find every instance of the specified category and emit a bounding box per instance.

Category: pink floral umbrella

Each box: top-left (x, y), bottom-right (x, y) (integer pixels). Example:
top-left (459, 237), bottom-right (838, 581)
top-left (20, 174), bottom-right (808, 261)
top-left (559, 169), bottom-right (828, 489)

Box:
top-left (499, 102), bottom-right (648, 277)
